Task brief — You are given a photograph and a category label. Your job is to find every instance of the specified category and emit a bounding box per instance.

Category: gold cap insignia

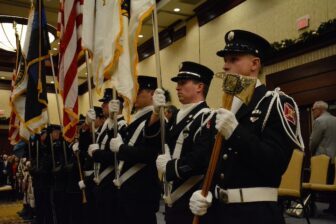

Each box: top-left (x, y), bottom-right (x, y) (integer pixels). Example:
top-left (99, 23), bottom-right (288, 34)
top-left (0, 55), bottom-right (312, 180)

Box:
top-left (228, 31), bottom-right (235, 41)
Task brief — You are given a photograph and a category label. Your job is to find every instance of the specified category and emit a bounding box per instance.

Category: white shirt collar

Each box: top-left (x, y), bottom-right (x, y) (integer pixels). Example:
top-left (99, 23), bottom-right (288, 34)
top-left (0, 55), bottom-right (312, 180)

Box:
top-left (231, 79), bottom-right (262, 114)
top-left (176, 101), bottom-right (203, 124)
top-left (133, 105), bottom-right (153, 121)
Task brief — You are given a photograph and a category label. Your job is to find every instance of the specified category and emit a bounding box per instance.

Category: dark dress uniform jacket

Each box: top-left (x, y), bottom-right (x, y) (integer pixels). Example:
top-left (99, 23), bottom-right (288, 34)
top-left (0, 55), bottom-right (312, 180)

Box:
top-left (91, 117), bottom-right (127, 224)
top-left (162, 102), bottom-right (216, 224)
top-left (212, 85), bottom-right (298, 224)
top-left (117, 109), bottom-right (161, 224)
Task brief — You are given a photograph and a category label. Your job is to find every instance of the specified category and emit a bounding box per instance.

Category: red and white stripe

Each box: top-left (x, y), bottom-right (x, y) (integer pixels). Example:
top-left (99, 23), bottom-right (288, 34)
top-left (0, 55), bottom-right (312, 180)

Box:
top-left (58, 0), bottom-right (83, 142)
top-left (8, 70), bottom-right (21, 145)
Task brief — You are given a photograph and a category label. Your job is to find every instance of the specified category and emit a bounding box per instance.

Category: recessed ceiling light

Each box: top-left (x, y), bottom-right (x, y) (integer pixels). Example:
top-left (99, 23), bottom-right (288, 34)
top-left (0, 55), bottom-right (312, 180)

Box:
top-left (173, 8), bottom-right (181, 12)
top-left (0, 76), bottom-right (5, 79)
top-left (138, 34), bottom-right (144, 38)
top-left (50, 80), bottom-right (54, 84)
top-left (53, 47), bottom-right (58, 50)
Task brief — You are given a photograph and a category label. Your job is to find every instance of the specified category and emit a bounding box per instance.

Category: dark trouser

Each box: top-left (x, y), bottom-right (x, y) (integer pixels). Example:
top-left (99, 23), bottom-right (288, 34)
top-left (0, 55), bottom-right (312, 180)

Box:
top-left (327, 163), bottom-right (336, 210)
top-left (65, 192), bottom-right (83, 224)
top-left (165, 198), bottom-right (214, 224)
top-left (213, 201), bottom-right (285, 224)
top-left (118, 199), bottom-right (158, 224)
top-left (82, 187), bottom-right (96, 224)
top-left (53, 189), bottom-right (67, 224)
top-left (34, 188), bottom-right (54, 224)
top-left (93, 185), bottom-right (119, 224)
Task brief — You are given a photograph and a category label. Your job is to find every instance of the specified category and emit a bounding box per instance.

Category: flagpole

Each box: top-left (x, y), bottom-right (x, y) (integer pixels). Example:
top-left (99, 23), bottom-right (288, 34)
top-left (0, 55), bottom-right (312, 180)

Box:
top-left (111, 88), bottom-right (120, 186)
top-left (37, 0), bottom-right (55, 169)
top-left (49, 52), bottom-right (68, 165)
top-left (84, 50), bottom-right (100, 181)
top-left (151, 3), bottom-right (170, 200)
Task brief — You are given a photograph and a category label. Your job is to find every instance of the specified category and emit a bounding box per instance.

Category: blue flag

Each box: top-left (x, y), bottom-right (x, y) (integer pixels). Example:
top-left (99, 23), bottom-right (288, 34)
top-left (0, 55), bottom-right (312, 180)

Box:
top-left (24, 0), bottom-right (50, 133)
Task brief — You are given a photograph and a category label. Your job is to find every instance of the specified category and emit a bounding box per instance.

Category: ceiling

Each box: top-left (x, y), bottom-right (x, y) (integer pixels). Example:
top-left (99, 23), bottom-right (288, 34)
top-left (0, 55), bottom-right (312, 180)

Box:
top-left (0, 0), bottom-right (206, 87)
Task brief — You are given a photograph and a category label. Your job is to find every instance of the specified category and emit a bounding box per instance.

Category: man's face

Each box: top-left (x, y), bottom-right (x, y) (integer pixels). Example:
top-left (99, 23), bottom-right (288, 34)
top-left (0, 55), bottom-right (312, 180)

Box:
top-left (101, 102), bottom-right (109, 117)
top-left (52, 130), bottom-right (61, 140)
top-left (312, 107), bottom-right (323, 120)
top-left (223, 54), bottom-right (260, 77)
top-left (176, 79), bottom-right (203, 104)
top-left (134, 89), bottom-right (153, 109)
top-left (40, 132), bottom-right (47, 142)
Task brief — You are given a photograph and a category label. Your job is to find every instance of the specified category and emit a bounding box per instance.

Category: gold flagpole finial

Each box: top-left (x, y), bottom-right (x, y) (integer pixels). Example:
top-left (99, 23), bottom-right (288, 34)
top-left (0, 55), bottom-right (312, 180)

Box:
top-left (215, 72), bottom-right (257, 106)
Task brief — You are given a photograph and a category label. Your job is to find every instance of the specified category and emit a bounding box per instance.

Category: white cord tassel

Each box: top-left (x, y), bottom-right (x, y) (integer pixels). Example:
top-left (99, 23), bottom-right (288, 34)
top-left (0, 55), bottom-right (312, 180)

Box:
top-left (256, 88), bottom-right (305, 150)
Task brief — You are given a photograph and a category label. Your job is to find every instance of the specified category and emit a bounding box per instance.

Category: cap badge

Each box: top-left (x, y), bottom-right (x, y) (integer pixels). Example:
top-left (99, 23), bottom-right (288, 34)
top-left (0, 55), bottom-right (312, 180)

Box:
top-left (228, 31), bottom-right (235, 41)
top-left (179, 63), bottom-right (183, 70)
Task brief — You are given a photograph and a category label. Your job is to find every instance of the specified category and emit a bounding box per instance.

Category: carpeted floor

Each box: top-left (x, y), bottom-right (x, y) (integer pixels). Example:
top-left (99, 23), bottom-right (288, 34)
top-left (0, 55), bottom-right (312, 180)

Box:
top-left (0, 202), bottom-right (28, 224)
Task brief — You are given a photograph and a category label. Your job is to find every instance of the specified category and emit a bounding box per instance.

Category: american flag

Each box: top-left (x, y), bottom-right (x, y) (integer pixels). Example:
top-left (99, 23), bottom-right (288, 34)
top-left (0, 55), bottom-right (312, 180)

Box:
top-left (58, 0), bottom-right (83, 142)
top-left (8, 69), bottom-right (21, 145)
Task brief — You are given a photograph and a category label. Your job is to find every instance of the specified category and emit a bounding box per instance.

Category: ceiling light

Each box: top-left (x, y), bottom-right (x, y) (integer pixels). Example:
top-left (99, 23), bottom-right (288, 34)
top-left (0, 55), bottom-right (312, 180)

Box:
top-left (0, 76), bottom-right (5, 79)
top-left (50, 80), bottom-right (54, 84)
top-left (173, 8), bottom-right (181, 12)
top-left (138, 34), bottom-right (144, 38)
top-left (0, 16), bottom-right (56, 52)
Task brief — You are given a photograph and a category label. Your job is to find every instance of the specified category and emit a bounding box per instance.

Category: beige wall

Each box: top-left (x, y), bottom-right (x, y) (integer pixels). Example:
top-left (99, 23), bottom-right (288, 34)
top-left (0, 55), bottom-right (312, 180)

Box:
top-left (2, 0), bottom-right (336, 121)
top-left (137, 0), bottom-right (336, 109)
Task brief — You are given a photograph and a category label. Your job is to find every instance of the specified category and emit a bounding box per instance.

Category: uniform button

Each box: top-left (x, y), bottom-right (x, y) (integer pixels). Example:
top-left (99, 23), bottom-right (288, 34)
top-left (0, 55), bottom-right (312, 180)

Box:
top-left (228, 147), bottom-right (232, 151)
top-left (220, 173), bottom-right (224, 179)
top-left (223, 154), bottom-right (228, 160)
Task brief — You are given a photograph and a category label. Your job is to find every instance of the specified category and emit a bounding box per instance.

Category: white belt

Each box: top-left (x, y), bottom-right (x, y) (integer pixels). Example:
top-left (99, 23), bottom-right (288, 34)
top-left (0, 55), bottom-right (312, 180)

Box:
top-left (94, 166), bottom-right (114, 185)
top-left (164, 175), bottom-right (203, 207)
top-left (84, 170), bottom-right (93, 177)
top-left (215, 186), bottom-right (278, 203)
top-left (114, 163), bottom-right (146, 187)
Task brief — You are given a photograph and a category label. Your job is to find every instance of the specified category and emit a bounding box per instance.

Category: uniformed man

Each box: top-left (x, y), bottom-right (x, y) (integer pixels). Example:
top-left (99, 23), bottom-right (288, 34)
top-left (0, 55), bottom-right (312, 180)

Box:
top-left (80, 88), bottom-right (127, 224)
top-left (73, 112), bottom-right (98, 224)
top-left (49, 124), bottom-right (69, 224)
top-left (146, 61), bottom-right (216, 224)
top-left (189, 30), bottom-right (304, 224)
top-left (64, 117), bottom-right (88, 224)
top-left (109, 76), bottom-right (161, 224)
top-left (30, 128), bottom-right (54, 224)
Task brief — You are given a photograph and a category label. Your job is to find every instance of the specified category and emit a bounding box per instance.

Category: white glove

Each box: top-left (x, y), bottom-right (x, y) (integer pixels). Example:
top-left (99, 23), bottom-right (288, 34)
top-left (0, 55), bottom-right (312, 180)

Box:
top-left (86, 108), bottom-right (96, 124)
top-left (189, 190), bottom-right (213, 216)
top-left (215, 108), bottom-right (238, 139)
top-left (156, 152), bottom-right (170, 174)
top-left (109, 134), bottom-right (123, 152)
top-left (153, 88), bottom-right (166, 114)
top-left (88, 143), bottom-right (99, 157)
top-left (109, 100), bottom-right (120, 113)
top-left (26, 161), bottom-right (31, 167)
top-left (78, 180), bottom-right (86, 190)
top-left (72, 142), bottom-right (79, 153)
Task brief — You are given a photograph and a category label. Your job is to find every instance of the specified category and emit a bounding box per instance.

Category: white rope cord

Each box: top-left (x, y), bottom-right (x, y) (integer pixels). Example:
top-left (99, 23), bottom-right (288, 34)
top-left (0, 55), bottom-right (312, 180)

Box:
top-left (261, 91), bottom-right (278, 131)
top-left (255, 88), bottom-right (304, 150)
top-left (193, 109), bottom-right (216, 142)
top-left (275, 90), bottom-right (305, 150)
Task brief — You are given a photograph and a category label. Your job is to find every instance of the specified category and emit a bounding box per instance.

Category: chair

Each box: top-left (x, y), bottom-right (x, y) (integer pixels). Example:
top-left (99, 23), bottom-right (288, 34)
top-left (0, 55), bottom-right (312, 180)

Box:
top-left (278, 149), bottom-right (311, 224)
top-left (308, 157), bottom-right (336, 191)
top-left (302, 154), bottom-right (330, 189)
top-left (0, 185), bottom-right (13, 201)
top-left (301, 154), bottom-right (331, 217)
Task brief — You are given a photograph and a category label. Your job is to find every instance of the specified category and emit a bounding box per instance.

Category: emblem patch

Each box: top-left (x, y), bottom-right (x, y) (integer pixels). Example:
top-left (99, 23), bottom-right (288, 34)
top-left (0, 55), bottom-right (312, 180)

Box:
top-left (284, 102), bottom-right (296, 125)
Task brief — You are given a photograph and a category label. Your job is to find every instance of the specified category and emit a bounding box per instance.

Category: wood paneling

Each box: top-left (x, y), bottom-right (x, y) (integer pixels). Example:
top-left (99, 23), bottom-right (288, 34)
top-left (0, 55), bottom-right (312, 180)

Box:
top-left (266, 55), bottom-right (336, 157)
top-left (266, 55), bottom-right (336, 106)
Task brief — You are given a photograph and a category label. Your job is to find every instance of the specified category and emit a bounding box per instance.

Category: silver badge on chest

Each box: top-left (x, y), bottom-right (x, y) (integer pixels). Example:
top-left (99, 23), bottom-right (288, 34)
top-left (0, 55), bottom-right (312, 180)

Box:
top-left (250, 109), bottom-right (261, 123)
